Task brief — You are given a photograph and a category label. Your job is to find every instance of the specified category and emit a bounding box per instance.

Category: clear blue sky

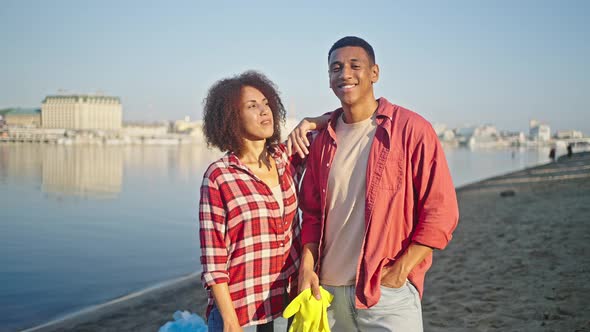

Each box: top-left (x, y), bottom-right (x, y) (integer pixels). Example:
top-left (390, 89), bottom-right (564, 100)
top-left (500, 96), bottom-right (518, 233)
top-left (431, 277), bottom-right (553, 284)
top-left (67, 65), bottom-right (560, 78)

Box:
top-left (1, 0), bottom-right (588, 133)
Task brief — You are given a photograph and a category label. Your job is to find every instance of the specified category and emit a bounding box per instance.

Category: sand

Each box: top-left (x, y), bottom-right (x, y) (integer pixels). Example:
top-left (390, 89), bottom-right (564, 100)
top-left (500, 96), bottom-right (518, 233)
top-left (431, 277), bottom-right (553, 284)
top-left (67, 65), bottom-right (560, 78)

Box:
top-left (21, 274), bottom-right (207, 332)
top-left (21, 152), bottom-right (590, 331)
top-left (423, 152), bottom-right (590, 332)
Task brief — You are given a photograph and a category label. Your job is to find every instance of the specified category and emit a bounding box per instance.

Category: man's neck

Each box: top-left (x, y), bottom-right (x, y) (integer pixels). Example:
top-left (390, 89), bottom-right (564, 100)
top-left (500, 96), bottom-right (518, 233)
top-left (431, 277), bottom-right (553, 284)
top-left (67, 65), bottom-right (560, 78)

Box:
top-left (341, 97), bottom-right (379, 124)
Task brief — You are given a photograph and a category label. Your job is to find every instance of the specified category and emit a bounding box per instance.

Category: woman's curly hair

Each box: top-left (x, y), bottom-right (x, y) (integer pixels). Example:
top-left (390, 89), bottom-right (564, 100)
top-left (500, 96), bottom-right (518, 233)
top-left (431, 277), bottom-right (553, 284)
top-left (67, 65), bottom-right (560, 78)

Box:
top-left (202, 71), bottom-right (286, 154)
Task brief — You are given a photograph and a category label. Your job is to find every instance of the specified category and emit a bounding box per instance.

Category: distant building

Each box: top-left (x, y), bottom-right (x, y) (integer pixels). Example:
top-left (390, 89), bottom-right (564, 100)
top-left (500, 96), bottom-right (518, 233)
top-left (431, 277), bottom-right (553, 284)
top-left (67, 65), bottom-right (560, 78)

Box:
top-left (1, 108), bottom-right (42, 127)
top-left (468, 124), bottom-right (507, 148)
top-left (529, 119), bottom-right (551, 141)
top-left (500, 131), bottom-right (526, 146)
top-left (41, 95), bottom-right (122, 130)
top-left (555, 130), bottom-right (583, 139)
top-left (454, 126), bottom-right (476, 145)
top-left (173, 116), bottom-right (203, 133)
top-left (432, 123), bottom-right (447, 137)
top-left (122, 122), bottom-right (169, 137)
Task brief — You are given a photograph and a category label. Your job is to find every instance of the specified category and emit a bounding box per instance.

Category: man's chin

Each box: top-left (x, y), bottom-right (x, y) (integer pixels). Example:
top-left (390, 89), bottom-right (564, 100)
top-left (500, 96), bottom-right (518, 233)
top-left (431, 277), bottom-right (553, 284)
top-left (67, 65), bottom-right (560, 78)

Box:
top-left (338, 98), bottom-right (356, 107)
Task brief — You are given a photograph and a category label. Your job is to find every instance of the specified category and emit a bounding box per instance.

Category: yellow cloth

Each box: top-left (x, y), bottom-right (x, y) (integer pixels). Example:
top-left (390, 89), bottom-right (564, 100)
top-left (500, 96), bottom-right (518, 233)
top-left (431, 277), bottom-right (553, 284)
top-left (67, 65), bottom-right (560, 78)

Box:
top-left (283, 287), bottom-right (333, 332)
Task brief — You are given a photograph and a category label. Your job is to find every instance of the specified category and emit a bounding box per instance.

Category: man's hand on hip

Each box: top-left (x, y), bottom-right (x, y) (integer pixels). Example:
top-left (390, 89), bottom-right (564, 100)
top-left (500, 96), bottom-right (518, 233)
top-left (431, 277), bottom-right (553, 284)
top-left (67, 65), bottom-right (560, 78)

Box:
top-left (380, 261), bottom-right (409, 288)
top-left (380, 243), bottom-right (434, 288)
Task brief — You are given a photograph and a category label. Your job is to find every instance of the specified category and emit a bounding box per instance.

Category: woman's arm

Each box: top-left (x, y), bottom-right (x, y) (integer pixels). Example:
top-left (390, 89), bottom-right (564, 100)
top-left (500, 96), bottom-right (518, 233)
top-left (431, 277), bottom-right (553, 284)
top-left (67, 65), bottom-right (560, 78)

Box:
top-left (210, 283), bottom-right (243, 331)
top-left (199, 170), bottom-right (242, 331)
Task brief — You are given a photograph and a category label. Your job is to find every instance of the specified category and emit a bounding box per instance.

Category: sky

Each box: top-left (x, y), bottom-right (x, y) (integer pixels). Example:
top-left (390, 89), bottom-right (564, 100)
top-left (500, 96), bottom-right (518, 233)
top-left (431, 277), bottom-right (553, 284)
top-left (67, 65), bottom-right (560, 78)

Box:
top-left (1, 0), bottom-right (589, 134)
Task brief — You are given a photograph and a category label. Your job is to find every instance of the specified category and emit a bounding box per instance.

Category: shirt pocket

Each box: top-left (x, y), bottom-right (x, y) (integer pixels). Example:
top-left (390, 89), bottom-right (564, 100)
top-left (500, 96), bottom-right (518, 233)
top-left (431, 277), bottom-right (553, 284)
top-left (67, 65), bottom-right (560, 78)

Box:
top-left (375, 148), bottom-right (404, 193)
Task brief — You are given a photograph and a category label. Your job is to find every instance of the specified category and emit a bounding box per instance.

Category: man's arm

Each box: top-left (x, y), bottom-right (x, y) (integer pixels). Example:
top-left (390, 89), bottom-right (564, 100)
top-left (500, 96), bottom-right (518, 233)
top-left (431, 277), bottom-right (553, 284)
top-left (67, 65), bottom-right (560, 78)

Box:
top-left (380, 243), bottom-right (432, 288)
top-left (297, 129), bottom-right (325, 299)
top-left (410, 123), bottom-right (459, 250)
top-left (298, 243), bottom-right (321, 299)
top-left (381, 122), bottom-right (459, 287)
top-left (286, 113), bottom-right (331, 158)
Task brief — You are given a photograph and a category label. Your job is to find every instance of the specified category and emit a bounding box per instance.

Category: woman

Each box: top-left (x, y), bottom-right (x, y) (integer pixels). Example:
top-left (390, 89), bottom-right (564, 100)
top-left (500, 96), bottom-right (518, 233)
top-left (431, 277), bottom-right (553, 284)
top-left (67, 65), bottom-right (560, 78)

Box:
top-left (199, 71), bottom-right (326, 331)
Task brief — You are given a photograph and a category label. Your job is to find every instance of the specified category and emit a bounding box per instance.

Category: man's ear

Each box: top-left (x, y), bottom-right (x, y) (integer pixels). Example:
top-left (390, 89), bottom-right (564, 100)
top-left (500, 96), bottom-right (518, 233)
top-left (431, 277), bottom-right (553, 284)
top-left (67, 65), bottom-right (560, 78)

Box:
top-left (371, 63), bottom-right (380, 84)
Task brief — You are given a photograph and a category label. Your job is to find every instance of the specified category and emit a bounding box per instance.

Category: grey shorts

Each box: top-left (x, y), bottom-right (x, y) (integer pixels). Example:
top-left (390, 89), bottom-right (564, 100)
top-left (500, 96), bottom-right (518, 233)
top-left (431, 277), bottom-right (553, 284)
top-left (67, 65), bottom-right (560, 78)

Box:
top-left (323, 281), bottom-right (423, 332)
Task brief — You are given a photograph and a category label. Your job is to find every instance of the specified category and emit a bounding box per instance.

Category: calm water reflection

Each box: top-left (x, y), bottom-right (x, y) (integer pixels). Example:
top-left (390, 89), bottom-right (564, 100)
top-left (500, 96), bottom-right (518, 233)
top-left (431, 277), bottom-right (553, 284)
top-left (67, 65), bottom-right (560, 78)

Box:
top-left (0, 143), bottom-right (549, 331)
top-left (0, 144), bottom-right (222, 331)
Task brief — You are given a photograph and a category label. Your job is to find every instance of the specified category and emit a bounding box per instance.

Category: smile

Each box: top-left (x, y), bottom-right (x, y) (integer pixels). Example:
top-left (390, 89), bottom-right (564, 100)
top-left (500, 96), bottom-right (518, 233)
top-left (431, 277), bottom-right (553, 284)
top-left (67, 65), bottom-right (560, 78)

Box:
top-left (338, 84), bottom-right (357, 90)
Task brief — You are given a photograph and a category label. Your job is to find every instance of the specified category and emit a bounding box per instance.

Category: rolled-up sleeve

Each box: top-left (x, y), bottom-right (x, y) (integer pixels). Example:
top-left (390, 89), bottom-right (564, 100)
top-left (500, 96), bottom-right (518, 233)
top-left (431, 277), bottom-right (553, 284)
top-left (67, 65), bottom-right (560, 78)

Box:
top-left (410, 125), bottom-right (459, 250)
top-left (300, 141), bottom-right (323, 245)
top-left (199, 173), bottom-right (229, 287)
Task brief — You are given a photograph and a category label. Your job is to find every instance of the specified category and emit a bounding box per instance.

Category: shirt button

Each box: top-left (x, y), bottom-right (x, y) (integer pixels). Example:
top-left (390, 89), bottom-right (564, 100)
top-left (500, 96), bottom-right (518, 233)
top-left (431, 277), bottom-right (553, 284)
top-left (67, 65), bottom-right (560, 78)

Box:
top-left (326, 163), bottom-right (330, 167)
top-left (322, 189), bottom-right (326, 193)
top-left (280, 243), bottom-right (284, 247)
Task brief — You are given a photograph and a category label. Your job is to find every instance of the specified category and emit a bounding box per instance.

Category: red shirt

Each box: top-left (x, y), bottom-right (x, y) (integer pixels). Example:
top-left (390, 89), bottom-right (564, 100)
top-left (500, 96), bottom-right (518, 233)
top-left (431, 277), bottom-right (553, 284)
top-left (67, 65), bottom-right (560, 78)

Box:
top-left (300, 98), bottom-right (459, 309)
top-left (199, 144), bottom-right (301, 326)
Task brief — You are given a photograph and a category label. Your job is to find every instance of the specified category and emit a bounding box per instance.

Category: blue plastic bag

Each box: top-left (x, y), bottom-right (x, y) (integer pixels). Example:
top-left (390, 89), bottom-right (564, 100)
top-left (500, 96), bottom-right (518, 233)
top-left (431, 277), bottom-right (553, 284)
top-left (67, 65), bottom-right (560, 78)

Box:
top-left (158, 310), bottom-right (207, 332)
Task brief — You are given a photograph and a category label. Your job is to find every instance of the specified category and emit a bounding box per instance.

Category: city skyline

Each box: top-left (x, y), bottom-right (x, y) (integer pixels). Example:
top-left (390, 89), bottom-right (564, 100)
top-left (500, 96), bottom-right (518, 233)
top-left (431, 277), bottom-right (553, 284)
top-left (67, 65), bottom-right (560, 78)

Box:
top-left (1, 0), bottom-right (588, 134)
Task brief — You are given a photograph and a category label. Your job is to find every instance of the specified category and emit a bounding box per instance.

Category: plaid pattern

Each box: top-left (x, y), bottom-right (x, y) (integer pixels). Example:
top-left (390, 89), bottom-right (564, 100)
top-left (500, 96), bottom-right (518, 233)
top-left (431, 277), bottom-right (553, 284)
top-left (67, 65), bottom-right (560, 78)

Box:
top-left (199, 144), bottom-right (302, 327)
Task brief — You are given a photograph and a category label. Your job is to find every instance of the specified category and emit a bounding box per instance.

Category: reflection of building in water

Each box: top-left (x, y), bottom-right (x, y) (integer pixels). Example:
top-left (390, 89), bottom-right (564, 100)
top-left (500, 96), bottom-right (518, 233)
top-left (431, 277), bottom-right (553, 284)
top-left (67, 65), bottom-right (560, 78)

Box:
top-left (42, 146), bottom-right (123, 198)
top-left (174, 145), bottom-right (223, 180)
top-left (41, 95), bottom-right (122, 130)
top-left (0, 144), bottom-right (44, 179)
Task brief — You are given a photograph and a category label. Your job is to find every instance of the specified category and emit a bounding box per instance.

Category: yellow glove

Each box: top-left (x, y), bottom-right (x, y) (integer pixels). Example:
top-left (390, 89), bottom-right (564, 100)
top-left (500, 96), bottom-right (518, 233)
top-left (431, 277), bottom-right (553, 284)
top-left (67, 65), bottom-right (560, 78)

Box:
top-left (283, 287), bottom-right (333, 332)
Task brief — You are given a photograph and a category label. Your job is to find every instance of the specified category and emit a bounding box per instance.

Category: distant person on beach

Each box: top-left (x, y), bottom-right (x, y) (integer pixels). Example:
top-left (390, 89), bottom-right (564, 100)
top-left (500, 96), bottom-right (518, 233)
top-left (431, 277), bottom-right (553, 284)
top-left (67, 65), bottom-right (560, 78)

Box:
top-left (296, 36), bottom-right (460, 331)
top-left (549, 147), bottom-right (556, 162)
top-left (199, 71), bottom-right (328, 332)
top-left (567, 143), bottom-right (574, 158)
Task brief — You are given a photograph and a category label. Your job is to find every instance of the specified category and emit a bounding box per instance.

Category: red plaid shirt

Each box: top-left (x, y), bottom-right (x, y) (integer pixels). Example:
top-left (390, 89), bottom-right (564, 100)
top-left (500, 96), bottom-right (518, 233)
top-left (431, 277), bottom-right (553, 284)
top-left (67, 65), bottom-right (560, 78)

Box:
top-left (199, 144), bottom-right (302, 327)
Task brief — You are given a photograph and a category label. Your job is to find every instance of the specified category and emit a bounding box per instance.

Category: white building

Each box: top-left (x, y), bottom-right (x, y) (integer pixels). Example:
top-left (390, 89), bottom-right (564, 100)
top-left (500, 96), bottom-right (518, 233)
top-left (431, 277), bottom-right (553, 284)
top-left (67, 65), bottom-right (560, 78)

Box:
top-left (468, 124), bottom-right (508, 148)
top-left (432, 123), bottom-right (447, 137)
top-left (173, 116), bottom-right (203, 133)
top-left (41, 95), bottom-right (122, 130)
top-left (529, 119), bottom-right (551, 142)
top-left (555, 130), bottom-right (583, 139)
top-left (122, 122), bottom-right (169, 137)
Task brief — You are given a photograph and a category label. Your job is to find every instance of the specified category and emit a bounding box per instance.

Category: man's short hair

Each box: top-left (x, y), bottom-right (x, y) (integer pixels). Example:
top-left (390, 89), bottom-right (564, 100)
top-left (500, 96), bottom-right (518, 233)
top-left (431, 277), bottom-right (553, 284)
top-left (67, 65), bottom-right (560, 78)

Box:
top-left (328, 36), bottom-right (376, 64)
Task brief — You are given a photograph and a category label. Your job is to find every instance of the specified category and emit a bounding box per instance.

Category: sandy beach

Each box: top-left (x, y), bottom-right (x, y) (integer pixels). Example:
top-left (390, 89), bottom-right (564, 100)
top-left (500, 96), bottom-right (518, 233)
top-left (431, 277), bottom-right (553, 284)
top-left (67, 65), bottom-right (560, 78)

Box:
top-left (22, 152), bottom-right (590, 332)
top-left (423, 152), bottom-right (590, 332)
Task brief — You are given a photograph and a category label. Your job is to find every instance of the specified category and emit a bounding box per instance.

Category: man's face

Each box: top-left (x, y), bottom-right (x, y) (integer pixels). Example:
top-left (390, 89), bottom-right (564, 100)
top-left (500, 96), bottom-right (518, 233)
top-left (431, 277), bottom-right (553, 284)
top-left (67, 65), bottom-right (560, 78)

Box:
top-left (328, 46), bottom-right (379, 107)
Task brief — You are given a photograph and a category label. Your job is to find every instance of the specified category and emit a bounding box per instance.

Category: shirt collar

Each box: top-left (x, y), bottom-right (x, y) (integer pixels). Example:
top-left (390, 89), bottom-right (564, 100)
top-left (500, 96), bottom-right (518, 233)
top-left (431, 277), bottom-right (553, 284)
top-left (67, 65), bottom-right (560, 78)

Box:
top-left (224, 144), bottom-right (286, 177)
top-left (327, 97), bottom-right (396, 139)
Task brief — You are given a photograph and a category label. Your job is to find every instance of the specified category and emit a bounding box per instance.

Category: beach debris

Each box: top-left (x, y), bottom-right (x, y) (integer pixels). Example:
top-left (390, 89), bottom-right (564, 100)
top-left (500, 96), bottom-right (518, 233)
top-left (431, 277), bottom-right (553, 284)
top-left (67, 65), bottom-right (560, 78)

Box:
top-left (499, 190), bottom-right (516, 197)
top-left (159, 310), bottom-right (207, 332)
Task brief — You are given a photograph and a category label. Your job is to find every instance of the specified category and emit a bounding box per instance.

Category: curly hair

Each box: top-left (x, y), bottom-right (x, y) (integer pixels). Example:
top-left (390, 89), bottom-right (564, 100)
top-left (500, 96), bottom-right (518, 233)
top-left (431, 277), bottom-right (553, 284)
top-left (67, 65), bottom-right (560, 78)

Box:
top-left (202, 71), bottom-right (286, 154)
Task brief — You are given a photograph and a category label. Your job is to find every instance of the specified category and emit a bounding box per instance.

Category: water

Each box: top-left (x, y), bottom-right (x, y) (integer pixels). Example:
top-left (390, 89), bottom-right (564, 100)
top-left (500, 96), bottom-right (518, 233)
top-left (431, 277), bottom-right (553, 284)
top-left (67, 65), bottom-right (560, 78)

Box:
top-left (0, 144), bottom-right (222, 331)
top-left (0, 143), bottom-right (551, 331)
top-left (444, 146), bottom-right (552, 187)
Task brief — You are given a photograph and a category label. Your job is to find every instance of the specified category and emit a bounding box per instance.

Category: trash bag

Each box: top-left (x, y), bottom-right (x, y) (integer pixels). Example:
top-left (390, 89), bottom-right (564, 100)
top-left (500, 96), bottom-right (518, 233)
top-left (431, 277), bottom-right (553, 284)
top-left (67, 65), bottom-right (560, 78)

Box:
top-left (158, 310), bottom-right (207, 332)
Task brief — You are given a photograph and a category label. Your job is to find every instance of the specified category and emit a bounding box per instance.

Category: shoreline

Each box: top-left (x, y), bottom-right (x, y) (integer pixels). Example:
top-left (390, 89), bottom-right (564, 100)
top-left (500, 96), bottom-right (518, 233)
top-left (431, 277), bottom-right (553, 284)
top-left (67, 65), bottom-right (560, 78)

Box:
top-left (423, 152), bottom-right (590, 331)
top-left (20, 273), bottom-right (207, 332)
top-left (19, 152), bottom-right (590, 331)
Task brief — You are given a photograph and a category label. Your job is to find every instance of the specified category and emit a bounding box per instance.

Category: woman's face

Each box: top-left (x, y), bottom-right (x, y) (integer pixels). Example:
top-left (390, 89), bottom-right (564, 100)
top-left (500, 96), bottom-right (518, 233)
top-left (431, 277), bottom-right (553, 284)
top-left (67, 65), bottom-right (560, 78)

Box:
top-left (238, 86), bottom-right (274, 141)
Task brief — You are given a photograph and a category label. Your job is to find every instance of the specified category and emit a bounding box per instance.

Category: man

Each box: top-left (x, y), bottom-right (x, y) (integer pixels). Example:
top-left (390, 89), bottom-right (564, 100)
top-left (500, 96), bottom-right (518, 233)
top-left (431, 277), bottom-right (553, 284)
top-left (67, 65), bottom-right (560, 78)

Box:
top-left (298, 36), bottom-right (459, 331)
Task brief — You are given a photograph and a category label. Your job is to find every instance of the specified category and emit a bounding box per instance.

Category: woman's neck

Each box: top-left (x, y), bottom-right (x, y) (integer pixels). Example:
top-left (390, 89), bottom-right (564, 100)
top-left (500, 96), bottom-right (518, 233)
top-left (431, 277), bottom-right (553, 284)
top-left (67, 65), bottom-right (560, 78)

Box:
top-left (238, 140), bottom-right (271, 169)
